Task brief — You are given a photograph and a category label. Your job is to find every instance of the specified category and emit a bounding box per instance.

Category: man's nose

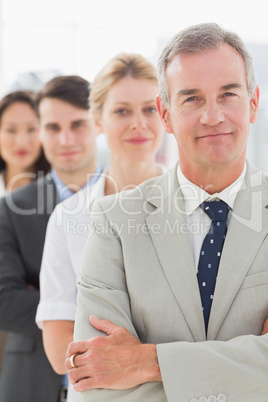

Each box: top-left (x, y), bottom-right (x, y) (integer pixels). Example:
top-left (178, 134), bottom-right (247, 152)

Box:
top-left (200, 101), bottom-right (225, 126)
top-left (58, 130), bottom-right (75, 145)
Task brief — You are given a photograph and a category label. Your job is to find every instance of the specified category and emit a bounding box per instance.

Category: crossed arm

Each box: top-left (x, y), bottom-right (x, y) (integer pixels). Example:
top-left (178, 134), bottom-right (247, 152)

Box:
top-left (66, 315), bottom-right (161, 391)
top-left (66, 316), bottom-right (268, 394)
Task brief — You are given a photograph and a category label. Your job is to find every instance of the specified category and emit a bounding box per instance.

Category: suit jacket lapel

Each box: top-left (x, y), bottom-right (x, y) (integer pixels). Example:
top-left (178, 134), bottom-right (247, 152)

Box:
top-left (208, 163), bottom-right (268, 339)
top-left (145, 165), bottom-right (206, 341)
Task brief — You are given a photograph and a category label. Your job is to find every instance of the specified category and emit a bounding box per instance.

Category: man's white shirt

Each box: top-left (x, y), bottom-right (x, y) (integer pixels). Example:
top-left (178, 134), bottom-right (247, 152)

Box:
top-left (177, 164), bottom-right (246, 271)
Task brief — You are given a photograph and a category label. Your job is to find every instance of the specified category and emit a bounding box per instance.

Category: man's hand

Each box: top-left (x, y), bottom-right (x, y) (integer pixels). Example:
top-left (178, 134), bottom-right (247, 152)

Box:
top-left (65, 315), bottom-right (161, 392)
top-left (261, 318), bottom-right (268, 335)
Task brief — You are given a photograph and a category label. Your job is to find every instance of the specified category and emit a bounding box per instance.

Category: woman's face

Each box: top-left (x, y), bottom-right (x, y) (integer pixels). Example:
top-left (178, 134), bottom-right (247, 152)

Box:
top-left (0, 102), bottom-right (41, 171)
top-left (97, 76), bottom-right (163, 163)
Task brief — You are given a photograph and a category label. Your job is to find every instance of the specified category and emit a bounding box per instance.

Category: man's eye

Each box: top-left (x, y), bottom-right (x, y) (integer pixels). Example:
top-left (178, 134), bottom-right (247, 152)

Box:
top-left (28, 127), bottom-right (37, 133)
top-left (185, 96), bottom-right (198, 102)
top-left (224, 92), bottom-right (236, 97)
top-left (47, 125), bottom-right (59, 132)
top-left (72, 122), bottom-right (83, 129)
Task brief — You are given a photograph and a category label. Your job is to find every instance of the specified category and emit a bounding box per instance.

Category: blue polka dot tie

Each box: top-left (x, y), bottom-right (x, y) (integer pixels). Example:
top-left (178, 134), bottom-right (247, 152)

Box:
top-left (197, 200), bottom-right (229, 332)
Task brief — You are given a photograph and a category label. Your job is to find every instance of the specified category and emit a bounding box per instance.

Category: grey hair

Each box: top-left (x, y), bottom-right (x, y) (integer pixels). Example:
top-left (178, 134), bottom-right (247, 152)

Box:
top-left (158, 23), bottom-right (257, 108)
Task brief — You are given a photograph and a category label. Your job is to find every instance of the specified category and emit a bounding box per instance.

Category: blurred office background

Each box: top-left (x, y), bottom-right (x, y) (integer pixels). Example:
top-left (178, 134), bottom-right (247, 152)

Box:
top-left (0, 0), bottom-right (267, 171)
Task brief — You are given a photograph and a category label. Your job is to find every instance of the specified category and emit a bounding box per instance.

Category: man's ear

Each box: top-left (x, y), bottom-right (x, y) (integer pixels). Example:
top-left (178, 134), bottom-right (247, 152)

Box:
top-left (249, 85), bottom-right (260, 124)
top-left (156, 95), bottom-right (173, 133)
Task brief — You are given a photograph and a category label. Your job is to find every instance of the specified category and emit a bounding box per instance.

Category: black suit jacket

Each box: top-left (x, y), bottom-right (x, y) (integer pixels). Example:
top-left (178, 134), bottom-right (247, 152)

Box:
top-left (0, 173), bottom-right (63, 402)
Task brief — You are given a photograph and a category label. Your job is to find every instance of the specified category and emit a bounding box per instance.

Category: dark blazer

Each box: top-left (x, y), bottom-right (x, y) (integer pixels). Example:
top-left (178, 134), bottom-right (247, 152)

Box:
top-left (0, 173), bottom-right (63, 402)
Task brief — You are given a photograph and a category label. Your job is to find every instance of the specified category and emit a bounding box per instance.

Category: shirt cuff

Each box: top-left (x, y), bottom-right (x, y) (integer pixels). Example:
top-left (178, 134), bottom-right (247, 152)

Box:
top-left (35, 302), bottom-right (77, 329)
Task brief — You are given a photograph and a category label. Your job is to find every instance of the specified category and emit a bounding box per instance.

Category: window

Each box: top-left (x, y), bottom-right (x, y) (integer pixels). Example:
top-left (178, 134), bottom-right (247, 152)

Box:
top-left (0, 0), bottom-right (267, 170)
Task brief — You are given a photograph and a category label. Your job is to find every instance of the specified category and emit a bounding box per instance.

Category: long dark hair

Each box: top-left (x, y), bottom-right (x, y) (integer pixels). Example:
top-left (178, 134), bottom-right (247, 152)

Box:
top-left (0, 90), bottom-right (50, 175)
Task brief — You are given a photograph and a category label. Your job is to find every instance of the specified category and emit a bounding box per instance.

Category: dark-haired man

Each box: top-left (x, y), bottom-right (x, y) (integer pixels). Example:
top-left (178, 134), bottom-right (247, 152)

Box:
top-left (0, 75), bottom-right (101, 402)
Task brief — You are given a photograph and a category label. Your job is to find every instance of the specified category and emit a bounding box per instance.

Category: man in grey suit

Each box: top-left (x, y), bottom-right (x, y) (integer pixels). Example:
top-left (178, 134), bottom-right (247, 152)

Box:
top-left (66, 23), bottom-right (268, 401)
top-left (0, 76), bottom-right (100, 402)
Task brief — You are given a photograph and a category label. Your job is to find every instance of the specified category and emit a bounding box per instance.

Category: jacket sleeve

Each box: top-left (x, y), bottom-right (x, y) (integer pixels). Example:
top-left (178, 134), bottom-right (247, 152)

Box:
top-left (157, 334), bottom-right (268, 401)
top-left (0, 196), bottom-right (40, 335)
top-left (74, 200), bottom-right (167, 402)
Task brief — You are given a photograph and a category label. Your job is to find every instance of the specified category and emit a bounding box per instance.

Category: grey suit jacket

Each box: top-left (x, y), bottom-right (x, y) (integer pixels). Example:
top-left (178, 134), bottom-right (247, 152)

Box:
top-left (0, 173), bottom-right (63, 402)
top-left (74, 161), bottom-right (268, 402)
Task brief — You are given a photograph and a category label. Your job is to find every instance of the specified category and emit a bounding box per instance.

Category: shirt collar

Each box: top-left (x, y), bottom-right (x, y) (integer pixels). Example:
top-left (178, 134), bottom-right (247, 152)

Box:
top-left (177, 163), bottom-right (247, 216)
top-left (51, 165), bottom-right (103, 202)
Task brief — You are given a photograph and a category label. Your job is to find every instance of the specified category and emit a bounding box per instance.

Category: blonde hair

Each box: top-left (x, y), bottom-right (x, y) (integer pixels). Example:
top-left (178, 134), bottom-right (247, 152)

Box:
top-left (90, 53), bottom-right (158, 118)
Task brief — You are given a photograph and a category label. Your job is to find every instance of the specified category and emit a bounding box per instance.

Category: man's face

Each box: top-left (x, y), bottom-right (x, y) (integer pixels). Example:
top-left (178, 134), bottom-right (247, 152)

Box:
top-left (157, 44), bottom-right (259, 175)
top-left (39, 98), bottom-right (96, 176)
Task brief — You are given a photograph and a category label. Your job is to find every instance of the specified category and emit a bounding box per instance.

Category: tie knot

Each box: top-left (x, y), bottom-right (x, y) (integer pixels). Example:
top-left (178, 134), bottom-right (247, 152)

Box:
top-left (201, 200), bottom-right (229, 222)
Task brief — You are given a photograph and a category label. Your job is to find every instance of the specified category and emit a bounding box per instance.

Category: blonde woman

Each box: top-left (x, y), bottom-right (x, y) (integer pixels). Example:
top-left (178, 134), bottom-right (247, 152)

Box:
top-left (36, 53), bottom-right (164, 401)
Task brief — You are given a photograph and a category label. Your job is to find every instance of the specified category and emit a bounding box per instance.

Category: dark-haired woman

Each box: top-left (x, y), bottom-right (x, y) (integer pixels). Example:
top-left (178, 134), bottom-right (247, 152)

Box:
top-left (0, 90), bottom-right (50, 195)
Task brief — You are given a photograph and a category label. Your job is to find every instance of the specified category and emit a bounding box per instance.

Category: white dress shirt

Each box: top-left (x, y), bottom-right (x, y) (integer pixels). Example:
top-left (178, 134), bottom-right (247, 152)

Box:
top-left (177, 164), bottom-right (246, 271)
